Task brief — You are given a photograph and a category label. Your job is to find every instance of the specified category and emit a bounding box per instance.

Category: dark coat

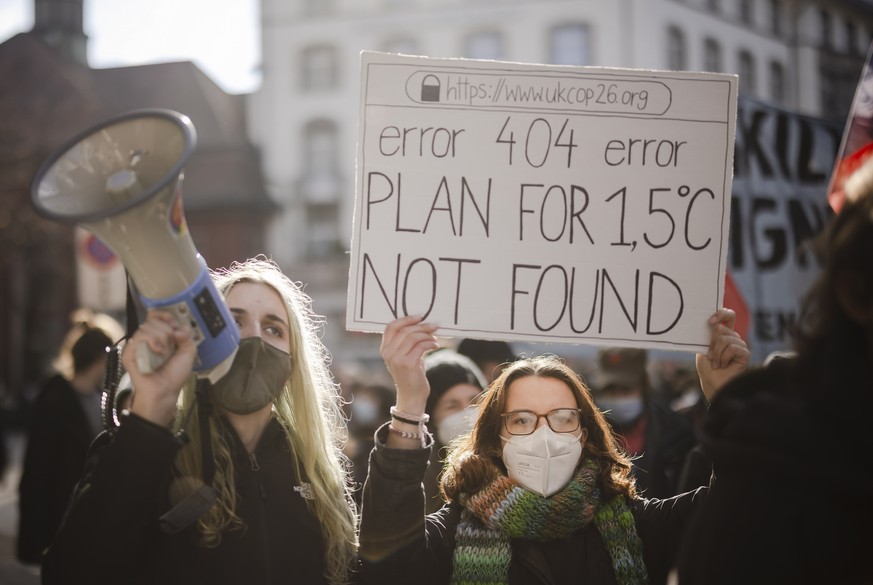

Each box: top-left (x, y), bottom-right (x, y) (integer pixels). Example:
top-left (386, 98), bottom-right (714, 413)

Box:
top-left (17, 374), bottom-right (95, 564)
top-left (676, 358), bottom-right (873, 584)
top-left (360, 424), bottom-right (707, 585)
top-left (42, 412), bottom-right (331, 585)
top-left (625, 399), bottom-right (699, 499)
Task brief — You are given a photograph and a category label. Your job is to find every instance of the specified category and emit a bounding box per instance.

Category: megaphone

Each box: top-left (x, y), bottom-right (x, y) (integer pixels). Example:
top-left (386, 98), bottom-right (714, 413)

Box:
top-left (31, 109), bottom-right (239, 382)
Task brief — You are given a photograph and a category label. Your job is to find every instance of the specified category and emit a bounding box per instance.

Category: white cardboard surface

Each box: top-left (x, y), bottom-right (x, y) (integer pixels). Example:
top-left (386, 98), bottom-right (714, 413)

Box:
top-left (348, 51), bottom-right (737, 352)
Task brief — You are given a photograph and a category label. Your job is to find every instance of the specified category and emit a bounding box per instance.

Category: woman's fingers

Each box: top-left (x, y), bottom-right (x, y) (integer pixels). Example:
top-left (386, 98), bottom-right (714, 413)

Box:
top-left (381, 315), bottom-right (439, 367)
top-left (713, 329), bottom-right (749, 369)
top-left (380, 316), bottom-right (439, 413)
top-left (708, 308), bottom-right (736, 330)
top-left (706, 316), bottom-right (749, 370)
top-left (122, 310), bottom-right (194, 376)
top-left (135, 313), bottom-right (177, 358)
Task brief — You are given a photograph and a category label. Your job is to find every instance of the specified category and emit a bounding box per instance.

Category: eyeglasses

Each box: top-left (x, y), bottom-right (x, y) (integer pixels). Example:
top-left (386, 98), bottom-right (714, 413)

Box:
top-left (501, 408), bottom-right (583, 435)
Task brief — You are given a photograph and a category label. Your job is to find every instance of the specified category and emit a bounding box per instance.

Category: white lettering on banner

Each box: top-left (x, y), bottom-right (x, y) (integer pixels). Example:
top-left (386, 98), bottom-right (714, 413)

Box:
top-left (347, 52), bottom-right (738, 352)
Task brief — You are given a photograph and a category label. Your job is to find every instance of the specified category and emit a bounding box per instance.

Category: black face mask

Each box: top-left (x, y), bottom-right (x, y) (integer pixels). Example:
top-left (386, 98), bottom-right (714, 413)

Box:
top-left (208, 337), bottom-right (293, 415)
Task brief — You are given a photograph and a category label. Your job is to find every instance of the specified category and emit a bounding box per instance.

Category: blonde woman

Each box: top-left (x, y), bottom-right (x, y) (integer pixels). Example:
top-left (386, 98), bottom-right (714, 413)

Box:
top-left (43, 258), bottom-right (358, 585)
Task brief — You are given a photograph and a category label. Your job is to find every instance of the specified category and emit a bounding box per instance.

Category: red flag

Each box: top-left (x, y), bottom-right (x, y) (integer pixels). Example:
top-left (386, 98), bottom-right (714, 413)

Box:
top-left (826, 41), bottom-right (873, 214)
top-left (722, 270), bottom-right (749, 344)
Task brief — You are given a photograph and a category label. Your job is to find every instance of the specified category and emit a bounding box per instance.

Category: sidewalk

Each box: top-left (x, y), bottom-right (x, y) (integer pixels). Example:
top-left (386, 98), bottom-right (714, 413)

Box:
top-left (0, 431), bottom-right (42, 584)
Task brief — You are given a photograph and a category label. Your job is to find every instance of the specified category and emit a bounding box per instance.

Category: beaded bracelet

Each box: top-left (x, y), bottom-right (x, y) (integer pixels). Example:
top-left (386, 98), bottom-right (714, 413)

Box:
top-left (387, 422), bottom-right (432, 448)
top-left (389, 406), bottom-right (430, 424)
top-left (387, 423), bottom-right (422, 441)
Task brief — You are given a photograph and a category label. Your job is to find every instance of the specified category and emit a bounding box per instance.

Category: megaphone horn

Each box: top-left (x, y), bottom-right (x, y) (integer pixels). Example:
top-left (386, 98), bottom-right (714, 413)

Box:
top-left (31, 109), bottom-right (239, 382)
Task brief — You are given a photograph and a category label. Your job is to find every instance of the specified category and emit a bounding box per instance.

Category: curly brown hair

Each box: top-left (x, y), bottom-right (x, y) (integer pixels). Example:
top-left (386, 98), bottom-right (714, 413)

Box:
top-left (440, 354), bottom-right (637, 503)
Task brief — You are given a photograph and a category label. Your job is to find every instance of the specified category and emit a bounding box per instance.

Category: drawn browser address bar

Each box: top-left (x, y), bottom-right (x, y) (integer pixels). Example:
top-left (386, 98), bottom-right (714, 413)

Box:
top-left (403, 70), bottom-right (673, 116)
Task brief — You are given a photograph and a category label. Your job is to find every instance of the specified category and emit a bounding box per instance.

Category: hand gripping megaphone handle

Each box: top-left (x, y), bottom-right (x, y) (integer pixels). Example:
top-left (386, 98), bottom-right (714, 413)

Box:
top-left (131, 300), bottom-right (188, 374)
top-left (135, 266), bottom-right (240, 382)
top-left (133, 299), bottom-right (237, 383)
top-left (135, 341), bottom-right (173, 374)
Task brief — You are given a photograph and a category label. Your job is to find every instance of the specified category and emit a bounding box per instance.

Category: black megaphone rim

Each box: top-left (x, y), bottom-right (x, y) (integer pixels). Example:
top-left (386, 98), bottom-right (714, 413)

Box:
top-left (30, 108), bottom-right (197, 224)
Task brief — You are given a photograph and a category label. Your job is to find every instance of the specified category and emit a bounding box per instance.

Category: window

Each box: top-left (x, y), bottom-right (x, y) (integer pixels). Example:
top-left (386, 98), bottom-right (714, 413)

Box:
top-left (464, 31), bottom-right (503, 60)
top-left (819, 10), bottom-right (832, 50)
top-left (302, 120), bottom-right (339, 203)
top-left (769, 0), bottom-right (782, 36)
top-left (739, 0), bottom-right (754, 26)
top-left (305, 202), bottom-right (341, 259)
top-left (846, 22), bottom-right (858, 55)
top-left (305, 120), bottom-right (337, 177)
top-left (769, 60), bottom-right (785, 103)
top-left (301, 120), bottom-right (341, 258)
top-left (550, 23), bottom-right (590, 66)
top-left (738, 50), bottom-right (757, 95)
top-left (667, 26), bottom-right (686, 71)
top-left (704, 38), bottom-right (722, 72)
top-left (301, 45), bottom-right (338, 91)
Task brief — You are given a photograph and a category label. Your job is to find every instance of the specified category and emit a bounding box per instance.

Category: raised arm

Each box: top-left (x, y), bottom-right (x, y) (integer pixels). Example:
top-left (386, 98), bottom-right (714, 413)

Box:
top-left (359, 315), bottom-right (455, 583)
top-left (695, 308), bottom-right (750, 402)
top-left (379, 315), bottom-right (439, 448)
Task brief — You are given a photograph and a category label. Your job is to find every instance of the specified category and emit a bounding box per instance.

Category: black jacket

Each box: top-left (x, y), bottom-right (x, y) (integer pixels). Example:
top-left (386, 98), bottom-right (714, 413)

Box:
top-left (676, 358), bottom-right (873, 584)
top-left (359, 425), bottom-right (707, 585)
top-left (42, 412), bottom-right (330, 585)
top-left (620, 400), bottom-right (699, 499)
top-left (17, 375), bottom-right (95, 564)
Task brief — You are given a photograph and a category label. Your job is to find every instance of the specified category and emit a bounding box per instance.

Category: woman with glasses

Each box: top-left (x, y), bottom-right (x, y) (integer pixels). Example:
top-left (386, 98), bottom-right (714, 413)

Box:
top-left (358, 311), bottom-right (748, 585)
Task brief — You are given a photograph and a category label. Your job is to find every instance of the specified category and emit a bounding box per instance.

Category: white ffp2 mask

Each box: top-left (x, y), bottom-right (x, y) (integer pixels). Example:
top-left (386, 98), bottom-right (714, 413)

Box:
top-left (501, 425), bottom-right (583, 497)
top-left (436, 405), bottom-right (478, 446)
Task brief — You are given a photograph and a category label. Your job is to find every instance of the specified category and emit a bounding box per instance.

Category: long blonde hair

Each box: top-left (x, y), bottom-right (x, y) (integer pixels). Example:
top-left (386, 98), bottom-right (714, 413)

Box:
top-left (173, 257), bottom-right (358, 584)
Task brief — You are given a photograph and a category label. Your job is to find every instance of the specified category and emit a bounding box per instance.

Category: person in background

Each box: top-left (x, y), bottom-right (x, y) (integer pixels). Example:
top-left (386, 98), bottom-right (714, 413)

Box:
top-left (41, 258), bottom-right (358, 585)
top-left (590, 348), bottom-right (699, 498)
top-left (421, 349), bottom-right (487, 513)
top-left (456, 338), bottom-right (517, 383)
top-left (360, 309), bottom-right (748, 585)
top-left (344, 380), bottom-right (394, 505)
top-left (676, 158), bottom-right (873, 584)
top-left (17, 315), bottom-right (121, 565)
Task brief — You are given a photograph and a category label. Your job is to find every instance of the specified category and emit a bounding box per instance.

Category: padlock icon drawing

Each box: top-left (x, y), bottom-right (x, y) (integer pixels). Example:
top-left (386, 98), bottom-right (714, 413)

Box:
top-left (421, 74), bottom-right (441, 102)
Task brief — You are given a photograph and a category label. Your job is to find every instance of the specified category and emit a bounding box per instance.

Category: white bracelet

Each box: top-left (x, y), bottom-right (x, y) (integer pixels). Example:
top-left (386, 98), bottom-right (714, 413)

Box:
top-left (389, 406), bottom-right (430, 424)
top-left (387, 423), bottom-right (432, 448)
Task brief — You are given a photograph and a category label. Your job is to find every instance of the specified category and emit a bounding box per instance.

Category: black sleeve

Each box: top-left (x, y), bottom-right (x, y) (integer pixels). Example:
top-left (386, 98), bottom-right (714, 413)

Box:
top-left (41, 412), bottom-right (183, 585)
top-left (358, 423), bottom-right (457, 585)
top-left (632, 486), bottom-right (708, 585)
top-left (16, 386), bottom-right (66, 564)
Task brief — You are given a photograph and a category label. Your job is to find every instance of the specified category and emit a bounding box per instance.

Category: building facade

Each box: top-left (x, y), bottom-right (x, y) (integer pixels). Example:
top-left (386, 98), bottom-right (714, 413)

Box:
top-left (249, 0), bottom-right (873, 362)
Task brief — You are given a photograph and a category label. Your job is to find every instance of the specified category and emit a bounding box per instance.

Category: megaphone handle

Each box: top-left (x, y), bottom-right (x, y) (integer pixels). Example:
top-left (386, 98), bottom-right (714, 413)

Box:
top-left (136, 341), bottom-right (174, 374)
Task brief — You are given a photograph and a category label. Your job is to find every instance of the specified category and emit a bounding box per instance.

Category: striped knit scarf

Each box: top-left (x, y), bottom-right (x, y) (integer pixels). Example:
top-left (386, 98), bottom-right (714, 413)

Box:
top-left (451, 458), bottom-right (647, 585)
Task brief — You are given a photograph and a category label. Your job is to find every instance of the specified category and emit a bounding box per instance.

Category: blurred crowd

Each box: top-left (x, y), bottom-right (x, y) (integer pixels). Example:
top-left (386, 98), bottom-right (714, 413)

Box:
top-left (337, 337), bottom-right (711, 508)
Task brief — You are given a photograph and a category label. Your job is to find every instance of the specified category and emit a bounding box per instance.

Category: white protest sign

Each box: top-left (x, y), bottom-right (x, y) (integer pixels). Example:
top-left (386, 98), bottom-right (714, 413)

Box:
top-left (347, 51), bottom-right (737, 352)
